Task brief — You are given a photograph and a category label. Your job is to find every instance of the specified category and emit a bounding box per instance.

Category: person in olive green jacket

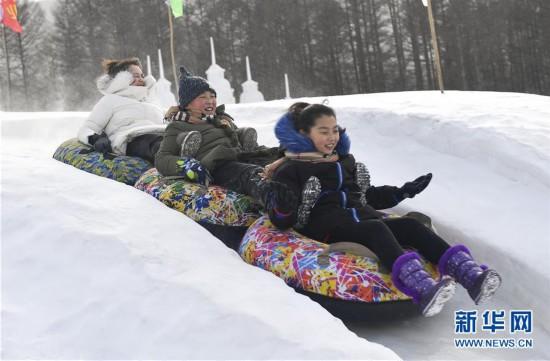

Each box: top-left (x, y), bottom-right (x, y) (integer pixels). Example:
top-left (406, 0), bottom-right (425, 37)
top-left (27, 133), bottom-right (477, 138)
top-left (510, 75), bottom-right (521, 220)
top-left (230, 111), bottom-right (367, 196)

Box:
top-left (154, 66), bottom-right (296, 217)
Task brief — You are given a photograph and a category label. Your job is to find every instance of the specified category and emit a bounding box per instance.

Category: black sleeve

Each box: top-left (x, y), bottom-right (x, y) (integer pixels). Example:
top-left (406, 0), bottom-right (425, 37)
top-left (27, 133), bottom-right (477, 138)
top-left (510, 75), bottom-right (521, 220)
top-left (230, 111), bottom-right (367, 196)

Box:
top-left (365, 185), bottom-right (403, 210)
top-left (268, 162), bottom-right (303, 229)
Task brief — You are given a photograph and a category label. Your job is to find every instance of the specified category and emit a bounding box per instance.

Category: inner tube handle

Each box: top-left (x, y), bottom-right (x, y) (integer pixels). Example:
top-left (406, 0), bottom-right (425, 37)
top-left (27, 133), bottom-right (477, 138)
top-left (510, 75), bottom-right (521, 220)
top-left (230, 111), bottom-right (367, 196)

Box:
top-left (318, 242), bottom-right (379, 267)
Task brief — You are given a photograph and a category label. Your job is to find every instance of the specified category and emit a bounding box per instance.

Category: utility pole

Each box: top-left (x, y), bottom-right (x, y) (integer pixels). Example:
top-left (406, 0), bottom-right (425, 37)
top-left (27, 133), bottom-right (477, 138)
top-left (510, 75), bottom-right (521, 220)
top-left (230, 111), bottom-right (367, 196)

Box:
top-left (167, 8), bottom-right (178, 94)
top-left (425, 0), bottom-right (445, 93)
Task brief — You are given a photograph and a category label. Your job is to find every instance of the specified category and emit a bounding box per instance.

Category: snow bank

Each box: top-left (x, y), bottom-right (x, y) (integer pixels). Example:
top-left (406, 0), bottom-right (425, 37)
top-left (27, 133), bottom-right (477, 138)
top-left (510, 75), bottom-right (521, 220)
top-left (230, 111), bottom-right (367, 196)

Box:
top-left (1, 113), bottom-right (398, 359)
top-left (2, 90), bottom-right (549, 360)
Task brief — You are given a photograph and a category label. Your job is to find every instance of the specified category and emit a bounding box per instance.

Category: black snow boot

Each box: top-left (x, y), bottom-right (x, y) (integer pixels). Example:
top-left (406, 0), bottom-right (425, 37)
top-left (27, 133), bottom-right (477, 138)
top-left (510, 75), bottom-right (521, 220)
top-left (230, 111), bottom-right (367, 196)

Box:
top-left (241, 169), bottom-right (298, 229)
top-left (232, 166), bottom-right (296, 208)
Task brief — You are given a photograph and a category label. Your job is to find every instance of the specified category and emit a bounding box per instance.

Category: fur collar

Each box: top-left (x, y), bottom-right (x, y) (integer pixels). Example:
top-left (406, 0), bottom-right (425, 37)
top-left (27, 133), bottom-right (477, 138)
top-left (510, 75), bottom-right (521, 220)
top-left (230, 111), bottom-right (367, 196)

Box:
top-left (96, 71), bottom-right (156, 101)
top-left (274, 112), bottom-right (350, 155)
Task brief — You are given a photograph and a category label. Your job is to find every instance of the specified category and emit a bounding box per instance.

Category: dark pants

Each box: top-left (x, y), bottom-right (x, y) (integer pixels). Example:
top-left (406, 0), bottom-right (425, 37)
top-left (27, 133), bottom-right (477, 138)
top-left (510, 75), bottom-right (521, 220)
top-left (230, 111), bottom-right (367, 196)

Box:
top-left (328, 217), bottom-right (450, 270)
top-left (212, 161), bottom-right (266, 204)
top-left (126, 134), bottom-right (163, 163)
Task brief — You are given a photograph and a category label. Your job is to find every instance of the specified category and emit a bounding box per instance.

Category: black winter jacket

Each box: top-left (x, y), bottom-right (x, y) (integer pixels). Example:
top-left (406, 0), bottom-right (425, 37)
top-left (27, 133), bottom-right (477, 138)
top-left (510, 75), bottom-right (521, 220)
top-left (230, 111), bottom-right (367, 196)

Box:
top-left (270, 154), bottom-right (403, 241)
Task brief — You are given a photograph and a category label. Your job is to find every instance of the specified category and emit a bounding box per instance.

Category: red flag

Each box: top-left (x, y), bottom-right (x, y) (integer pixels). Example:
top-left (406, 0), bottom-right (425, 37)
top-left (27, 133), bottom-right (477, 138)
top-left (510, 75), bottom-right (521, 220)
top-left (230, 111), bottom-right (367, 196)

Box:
top-left (1, 0), bottom-right (23, 33)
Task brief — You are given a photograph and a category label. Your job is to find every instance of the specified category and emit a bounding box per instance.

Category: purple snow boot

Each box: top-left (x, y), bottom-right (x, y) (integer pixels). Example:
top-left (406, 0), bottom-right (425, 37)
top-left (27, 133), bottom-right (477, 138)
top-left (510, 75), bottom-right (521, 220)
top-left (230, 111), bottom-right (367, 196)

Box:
top-left (439, 245), bottom-right (502, 305)
top-left (392, 252), bottom-right (456, 317)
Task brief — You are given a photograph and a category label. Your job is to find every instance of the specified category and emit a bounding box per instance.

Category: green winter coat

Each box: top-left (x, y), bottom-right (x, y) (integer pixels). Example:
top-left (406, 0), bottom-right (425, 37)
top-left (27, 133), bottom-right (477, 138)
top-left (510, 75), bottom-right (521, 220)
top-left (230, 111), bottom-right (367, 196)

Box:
top-left (155, 112), bottom-right (281, 176)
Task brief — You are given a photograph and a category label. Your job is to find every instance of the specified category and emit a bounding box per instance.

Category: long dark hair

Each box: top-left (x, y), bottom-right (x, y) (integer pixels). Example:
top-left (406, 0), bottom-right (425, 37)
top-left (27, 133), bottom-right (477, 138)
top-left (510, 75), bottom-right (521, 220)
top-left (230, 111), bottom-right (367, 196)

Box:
top-left (288, 102), bottom-right (336, 133)
top-left (101, 57), bottom-right (142, 78)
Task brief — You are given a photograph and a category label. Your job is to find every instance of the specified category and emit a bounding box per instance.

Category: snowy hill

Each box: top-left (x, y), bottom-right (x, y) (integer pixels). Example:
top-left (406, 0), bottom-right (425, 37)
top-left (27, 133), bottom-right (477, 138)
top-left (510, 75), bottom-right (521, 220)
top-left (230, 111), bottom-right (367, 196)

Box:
top-left (2, 91), bottom-right (549, 359)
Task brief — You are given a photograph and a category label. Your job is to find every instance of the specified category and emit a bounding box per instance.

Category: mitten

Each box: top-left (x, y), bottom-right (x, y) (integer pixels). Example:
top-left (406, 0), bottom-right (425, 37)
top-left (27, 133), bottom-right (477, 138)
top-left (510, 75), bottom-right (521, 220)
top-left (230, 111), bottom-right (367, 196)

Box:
top-left (399, 173), bottom-right (432, 199)
top-left (93, 135), bottom-right (112, 154)
top-left (88, 133), bottom-right (102, 145)
top-left (175, 157), bottom-right (212, 186)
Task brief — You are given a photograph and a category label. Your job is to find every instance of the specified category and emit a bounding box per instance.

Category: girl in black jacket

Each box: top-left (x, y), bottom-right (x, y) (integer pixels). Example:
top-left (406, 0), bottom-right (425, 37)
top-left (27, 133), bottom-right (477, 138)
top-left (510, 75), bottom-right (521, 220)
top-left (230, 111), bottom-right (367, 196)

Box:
top-left (266, 102), bottom-right (501, 317)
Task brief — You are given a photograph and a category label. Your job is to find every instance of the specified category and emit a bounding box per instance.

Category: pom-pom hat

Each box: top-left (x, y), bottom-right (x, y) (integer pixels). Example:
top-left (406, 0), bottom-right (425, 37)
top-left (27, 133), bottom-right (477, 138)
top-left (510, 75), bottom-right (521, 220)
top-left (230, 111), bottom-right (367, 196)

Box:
top-left (178, 66), bottom-right (216, 109)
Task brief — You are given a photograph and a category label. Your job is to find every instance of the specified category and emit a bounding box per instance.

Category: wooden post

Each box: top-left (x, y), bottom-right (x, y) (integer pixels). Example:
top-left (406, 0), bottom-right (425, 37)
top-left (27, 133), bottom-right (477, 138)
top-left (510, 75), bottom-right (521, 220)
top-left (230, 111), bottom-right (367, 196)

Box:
top-left (167, 7), bottom-right (178, 93)
top-left (426, 0), bottom-right (445, 93)
top-left (2, 24), bottom-right (12, 111)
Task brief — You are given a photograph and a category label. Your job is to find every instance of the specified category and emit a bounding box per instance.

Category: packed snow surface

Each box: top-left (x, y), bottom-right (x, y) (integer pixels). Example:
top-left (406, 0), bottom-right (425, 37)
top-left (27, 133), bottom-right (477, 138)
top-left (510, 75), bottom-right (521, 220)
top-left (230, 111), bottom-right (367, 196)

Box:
top-left (2, 91), bottom-right (549, 360)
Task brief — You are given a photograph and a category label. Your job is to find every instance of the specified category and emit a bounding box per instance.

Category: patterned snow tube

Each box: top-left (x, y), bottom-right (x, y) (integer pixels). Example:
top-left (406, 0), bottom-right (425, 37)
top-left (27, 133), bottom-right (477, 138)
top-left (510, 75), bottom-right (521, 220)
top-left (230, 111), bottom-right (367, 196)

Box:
top-left (135, 168), bottom-right (262, 226)
top-left (53, 138), bottom-right (152, 185)
top-left (239, 216), bottom-right (440, 313)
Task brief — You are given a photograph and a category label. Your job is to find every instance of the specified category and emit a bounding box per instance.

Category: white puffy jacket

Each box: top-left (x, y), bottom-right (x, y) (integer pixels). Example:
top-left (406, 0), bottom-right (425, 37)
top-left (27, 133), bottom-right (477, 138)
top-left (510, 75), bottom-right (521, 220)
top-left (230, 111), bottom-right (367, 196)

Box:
top-left (77, 71), bottom-right (167, 155)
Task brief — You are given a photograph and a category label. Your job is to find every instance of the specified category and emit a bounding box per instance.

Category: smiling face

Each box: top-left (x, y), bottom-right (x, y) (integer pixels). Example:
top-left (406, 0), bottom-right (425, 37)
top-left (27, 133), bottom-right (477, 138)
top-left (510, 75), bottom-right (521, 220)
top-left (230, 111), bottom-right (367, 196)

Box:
top-left (303, 114), bottom-right (339, 154)
top-left (128, 64), bottom-right (145, 86)
top-left (186, 90), bottom-right (217, 116)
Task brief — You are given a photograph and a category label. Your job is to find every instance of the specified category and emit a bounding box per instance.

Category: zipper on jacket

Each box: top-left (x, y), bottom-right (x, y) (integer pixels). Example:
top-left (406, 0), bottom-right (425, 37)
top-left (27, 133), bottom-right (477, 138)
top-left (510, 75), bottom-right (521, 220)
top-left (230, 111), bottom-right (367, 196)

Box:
top-left (340, 190), bottom-right (347, 208)
top-left (337, 162), bottom-right (360, 222)
top-left (349, 208), bottom-right (360, 223)
top-left (336, 162), bottom-right (343, 190)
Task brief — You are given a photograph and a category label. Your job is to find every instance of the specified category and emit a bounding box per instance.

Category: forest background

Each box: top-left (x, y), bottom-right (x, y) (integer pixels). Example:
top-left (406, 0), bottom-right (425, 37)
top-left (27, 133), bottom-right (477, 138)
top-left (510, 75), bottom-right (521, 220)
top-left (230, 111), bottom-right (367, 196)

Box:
top-left (1, 0), bottom-right (548, 111)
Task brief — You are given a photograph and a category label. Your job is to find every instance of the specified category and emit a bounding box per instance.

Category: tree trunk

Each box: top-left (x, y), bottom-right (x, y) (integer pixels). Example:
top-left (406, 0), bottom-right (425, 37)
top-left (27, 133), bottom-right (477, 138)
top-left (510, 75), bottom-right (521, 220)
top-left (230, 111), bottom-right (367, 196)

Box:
top-left (16, 33), bottom-right (29, 101)
top-left (2, 25), bottom-right (12, 111)
top-left (343, 0), bottom-right (361, 93)
top-left (388, 0), bottom-right (407, 89)
top-left (368, 0), bottom-right (385, 91)
top-left (349, 0), bottom-right (369, 93)
top-left (405, 0), bottom-right (424, 89)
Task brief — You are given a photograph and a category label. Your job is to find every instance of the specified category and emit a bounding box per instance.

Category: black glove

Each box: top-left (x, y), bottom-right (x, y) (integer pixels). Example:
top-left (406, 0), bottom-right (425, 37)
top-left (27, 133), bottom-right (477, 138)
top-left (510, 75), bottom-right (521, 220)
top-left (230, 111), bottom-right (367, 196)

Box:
top-left (399, 173), bottom-right (432, 199)
top-left (267, 182), bottom-right (297, 213)
top-left (267, 181), bottom-right (298, 230)
top-left (88, 133), bottom-right (102, 145)
top-left (93, 135), bottom-right (113, 154)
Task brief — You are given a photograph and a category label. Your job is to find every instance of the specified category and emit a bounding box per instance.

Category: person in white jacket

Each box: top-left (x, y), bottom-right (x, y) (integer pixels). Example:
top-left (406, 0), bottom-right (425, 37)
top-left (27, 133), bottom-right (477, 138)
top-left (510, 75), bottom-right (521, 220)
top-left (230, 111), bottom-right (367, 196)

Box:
top-left (77, 57), bottom-right (166, 163)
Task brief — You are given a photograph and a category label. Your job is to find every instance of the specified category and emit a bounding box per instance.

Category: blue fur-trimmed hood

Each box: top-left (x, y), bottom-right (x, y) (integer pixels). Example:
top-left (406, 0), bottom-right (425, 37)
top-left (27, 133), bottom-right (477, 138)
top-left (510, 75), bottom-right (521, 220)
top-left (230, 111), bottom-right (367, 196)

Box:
top-left (274, 112), bottom-right (351, 155)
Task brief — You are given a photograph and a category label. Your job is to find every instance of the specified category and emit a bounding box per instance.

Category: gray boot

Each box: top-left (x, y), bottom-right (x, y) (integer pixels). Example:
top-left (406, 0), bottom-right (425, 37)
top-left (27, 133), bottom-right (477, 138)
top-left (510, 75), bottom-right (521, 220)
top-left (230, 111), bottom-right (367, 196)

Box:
top-left (355, 162), bottom-right (371, 206)
top-left (176, 131), bottom-right (202, 158)
top-left (296, 176), bottom-right (321, 228)
top-left (237, 127), bottom-right (258, 151)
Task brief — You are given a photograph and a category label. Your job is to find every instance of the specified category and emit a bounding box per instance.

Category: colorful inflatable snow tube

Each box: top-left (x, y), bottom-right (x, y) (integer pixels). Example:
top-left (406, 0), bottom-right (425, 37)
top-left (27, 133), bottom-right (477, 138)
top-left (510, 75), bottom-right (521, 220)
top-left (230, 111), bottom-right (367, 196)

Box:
top-left (53, 138), bottom-right (152, 185)
top-left (239, 215), bottom-right (440, 320)
top-left (135, 168), bottom-right (262, 227)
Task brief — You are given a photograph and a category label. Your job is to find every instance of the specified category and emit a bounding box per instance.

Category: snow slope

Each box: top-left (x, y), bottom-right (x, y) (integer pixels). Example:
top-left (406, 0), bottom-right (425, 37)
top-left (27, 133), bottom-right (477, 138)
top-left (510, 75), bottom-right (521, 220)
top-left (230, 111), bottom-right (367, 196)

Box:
top-left (1, 114), bottom-right (397, 359)
top-left (2, 91), bottom-right (549, 360)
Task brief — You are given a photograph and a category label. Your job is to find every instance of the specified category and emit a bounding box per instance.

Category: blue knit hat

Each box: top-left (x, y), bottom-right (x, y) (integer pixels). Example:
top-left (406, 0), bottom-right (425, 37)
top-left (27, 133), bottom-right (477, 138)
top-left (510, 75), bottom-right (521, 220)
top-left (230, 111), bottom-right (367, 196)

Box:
top-left (178, 66), bottom-right (216, 109)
